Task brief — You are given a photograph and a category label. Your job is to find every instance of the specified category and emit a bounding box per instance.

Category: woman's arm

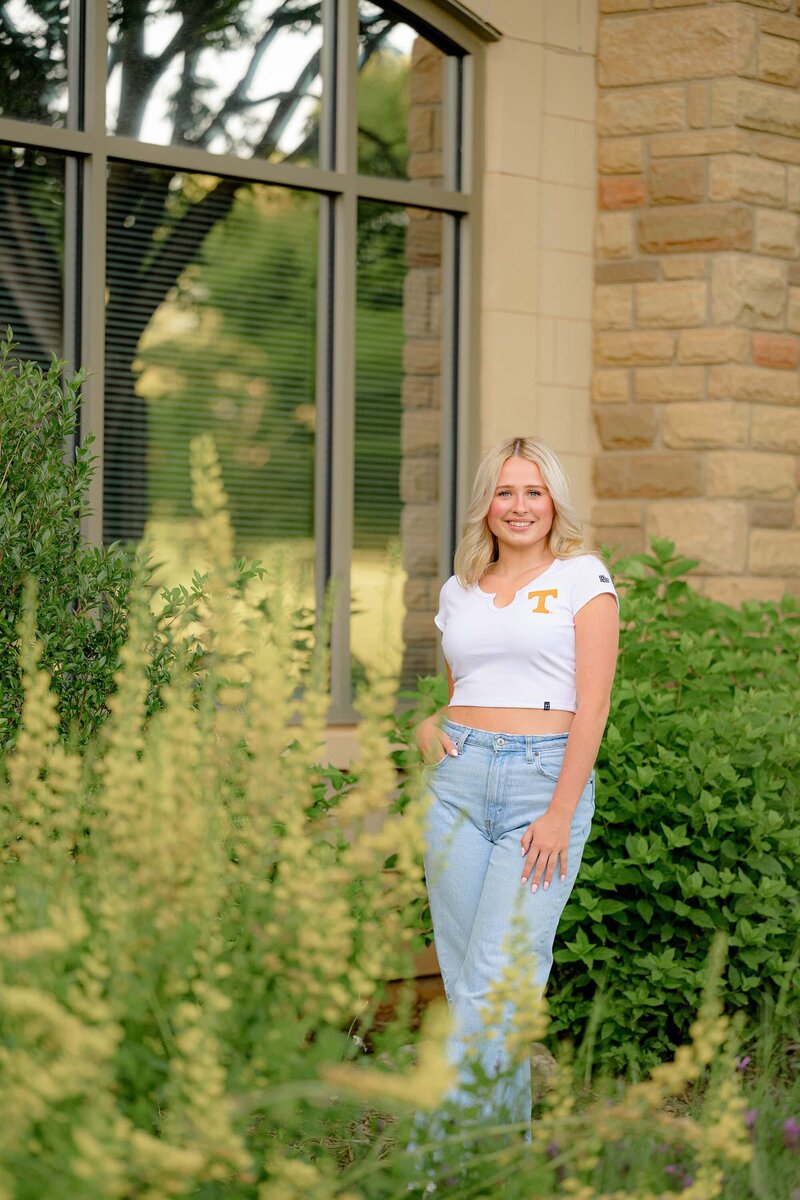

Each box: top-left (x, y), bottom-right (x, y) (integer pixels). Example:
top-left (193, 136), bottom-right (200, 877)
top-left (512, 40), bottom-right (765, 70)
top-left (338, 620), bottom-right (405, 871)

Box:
top-left (520, 592), bottom-right (619, 891)
top-left (414, 662), bottom-right (457, 763)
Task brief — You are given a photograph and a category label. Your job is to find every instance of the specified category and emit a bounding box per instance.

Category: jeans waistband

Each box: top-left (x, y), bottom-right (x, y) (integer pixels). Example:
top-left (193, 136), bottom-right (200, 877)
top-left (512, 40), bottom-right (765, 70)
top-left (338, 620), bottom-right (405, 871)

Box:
top-left (442, 717), bottom-right (569, 753)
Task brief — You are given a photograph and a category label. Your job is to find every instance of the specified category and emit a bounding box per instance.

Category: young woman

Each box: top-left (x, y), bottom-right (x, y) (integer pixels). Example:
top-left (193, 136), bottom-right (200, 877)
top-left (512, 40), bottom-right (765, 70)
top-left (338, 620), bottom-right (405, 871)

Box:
top-left (414, 434), bottom-right (620, 1136)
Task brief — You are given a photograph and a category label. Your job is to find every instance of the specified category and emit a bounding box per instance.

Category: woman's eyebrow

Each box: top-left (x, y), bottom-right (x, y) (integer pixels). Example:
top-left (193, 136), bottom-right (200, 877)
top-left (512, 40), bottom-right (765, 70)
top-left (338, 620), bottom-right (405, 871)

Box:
top-left (496, 483), bottom-right (549, 490)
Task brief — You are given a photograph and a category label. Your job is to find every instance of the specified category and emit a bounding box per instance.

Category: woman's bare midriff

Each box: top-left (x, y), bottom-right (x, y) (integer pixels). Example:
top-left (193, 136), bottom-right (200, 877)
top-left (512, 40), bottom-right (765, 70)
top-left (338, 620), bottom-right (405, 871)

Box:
top-left (444, 706), bottom-right (574, 735)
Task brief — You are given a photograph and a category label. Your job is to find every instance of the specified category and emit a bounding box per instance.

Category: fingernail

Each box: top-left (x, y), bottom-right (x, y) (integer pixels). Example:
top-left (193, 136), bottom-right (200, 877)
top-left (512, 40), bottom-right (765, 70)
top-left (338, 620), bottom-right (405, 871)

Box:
top-left (520, 876), bottom-right (527, 885)
top-left (543, 882), bottom-right (549, 891)
top-left (520, 846), bottom-right (526, 856)
top-left (450, 749), bottom-right (458, 756)
top-left (530, 883), bottom-right (538, 893)
top-left (560, 874), bottom-right (566, 882)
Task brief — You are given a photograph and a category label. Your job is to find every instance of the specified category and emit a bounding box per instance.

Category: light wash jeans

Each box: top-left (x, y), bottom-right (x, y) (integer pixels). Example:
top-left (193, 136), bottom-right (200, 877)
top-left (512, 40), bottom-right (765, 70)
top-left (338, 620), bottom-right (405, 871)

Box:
top-left (418, 717), bottom-right (595, 1139)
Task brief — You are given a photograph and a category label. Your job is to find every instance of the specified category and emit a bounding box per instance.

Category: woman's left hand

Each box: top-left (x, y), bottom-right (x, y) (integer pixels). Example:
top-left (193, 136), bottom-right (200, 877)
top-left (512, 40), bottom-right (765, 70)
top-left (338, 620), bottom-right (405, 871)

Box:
top-left (520, 807), bottom-right (572, 892)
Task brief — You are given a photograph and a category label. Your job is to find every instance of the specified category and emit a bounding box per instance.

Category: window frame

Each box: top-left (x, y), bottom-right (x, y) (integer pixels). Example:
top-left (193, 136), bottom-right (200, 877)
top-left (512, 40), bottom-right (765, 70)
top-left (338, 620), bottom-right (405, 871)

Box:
top-left (0, 0), bottom-right (495, 723)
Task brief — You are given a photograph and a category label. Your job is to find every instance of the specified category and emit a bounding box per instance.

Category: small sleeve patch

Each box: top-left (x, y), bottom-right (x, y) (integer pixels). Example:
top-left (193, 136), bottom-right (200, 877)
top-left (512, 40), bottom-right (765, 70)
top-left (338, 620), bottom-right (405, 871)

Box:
top-left (599, 574), bottom-right (610, 582)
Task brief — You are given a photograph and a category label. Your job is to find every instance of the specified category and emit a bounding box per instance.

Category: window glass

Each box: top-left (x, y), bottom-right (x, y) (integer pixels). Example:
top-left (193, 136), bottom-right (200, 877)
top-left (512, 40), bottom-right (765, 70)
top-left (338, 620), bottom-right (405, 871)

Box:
top-left (357, 1), bottom-right (452, 185)
top-left (352, 199), bottom-right (443, 695)
top-left (0, 145), bottom-right (64, 364)
top-left (106, 1), bottom-right (323, 165)
top-left (0, 1), bottom-right (69, 126)
top-left (104, 164), bottom-right (318, 602)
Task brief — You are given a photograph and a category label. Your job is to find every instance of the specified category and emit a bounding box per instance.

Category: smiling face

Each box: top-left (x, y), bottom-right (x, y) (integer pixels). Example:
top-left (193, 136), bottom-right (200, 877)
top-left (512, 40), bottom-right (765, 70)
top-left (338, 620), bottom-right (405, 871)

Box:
top-left (485, 454), bottom-right (556, 556)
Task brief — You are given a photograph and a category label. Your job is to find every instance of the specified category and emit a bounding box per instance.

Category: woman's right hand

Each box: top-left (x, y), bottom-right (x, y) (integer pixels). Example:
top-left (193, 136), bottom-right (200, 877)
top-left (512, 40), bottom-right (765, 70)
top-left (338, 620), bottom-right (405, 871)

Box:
top-left (414, 714), bottom-right (458, 765)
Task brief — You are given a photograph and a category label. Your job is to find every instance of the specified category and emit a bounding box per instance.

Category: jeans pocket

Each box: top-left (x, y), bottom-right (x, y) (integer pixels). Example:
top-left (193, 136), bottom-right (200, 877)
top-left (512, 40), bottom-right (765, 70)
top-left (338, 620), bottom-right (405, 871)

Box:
top-left (538, 748), bottom-right (566, 782)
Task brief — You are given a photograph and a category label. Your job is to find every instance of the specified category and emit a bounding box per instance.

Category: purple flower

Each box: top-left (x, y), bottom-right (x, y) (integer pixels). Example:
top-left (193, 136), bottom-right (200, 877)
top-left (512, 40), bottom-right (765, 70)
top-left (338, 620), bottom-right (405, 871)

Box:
top-left (735, 1055), bottom-right (751, 1072)
top-left (665, 1164), bottom-right (678, 1175)
top-left (682, 1176), bottom-right (694, 1189)
top-left (545, 1140), bottom-right (560, 1160)
top-left (744, 1108), bottom-right (758, 1131)
top-left (783, 1117), bottom-right (800, 1151)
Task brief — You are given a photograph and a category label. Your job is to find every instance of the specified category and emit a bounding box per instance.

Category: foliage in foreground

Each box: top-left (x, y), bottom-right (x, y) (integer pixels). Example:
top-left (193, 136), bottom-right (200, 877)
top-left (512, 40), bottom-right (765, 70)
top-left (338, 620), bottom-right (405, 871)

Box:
top-left (0, 437), bottom-right (780, 1199)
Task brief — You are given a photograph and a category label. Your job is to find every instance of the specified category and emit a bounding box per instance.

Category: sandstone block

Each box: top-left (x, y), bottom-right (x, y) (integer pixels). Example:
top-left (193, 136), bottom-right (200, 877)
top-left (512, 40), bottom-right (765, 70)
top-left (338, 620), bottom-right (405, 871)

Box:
top-left (707, 449), bottom-right (796, 500)
top-left (749, 529), bottom-right (800, 576)
top-left (401, 505), bottom-right (440, 574)
top-left (709, 364), bottom-right (800, 404)
top-left (595, 284), bottom-right (634, 330)
top-left (408, 107), bottom-right (434, 154)
top-left (634, 365), bottom-right (705, 401)
top-left (402, 376), bottom-right (437, 408)
top-left (678, 328), bottom-right (750, 363)
top-left (592, 525), bottom-right (645, 555)
top-left (591, 499), bottom-right (643, 526)
top-left (760, 14), bottom-right (800, 40)
top-left (597, 7), bottom-right (757, 86)
top-left (635, 280), bottom-right (708, 327)
top-left (595, 331), bottom-right (676, 365)
top-left (662, 401), bottom-right (749, 448)
top-left (750, 405), bottom-right (800, 451)
top-left (755, 208), bottom-right (800, 257)
top-left (651, 133), bottom-right (754, 163)
top-left (597, 86), bottom-right (686, 137)
top-left (751, 332), bottom-right (800, 368)
top-left (645, 500), bottom-right (747, 574)
top-left (751, 501), bottom-right (795, 528)
top-left (788, 165), bottom-right (800, 212)
top-left (649, 158), bottom-right (706, 206)
top-left (594, 452), bottom-right (703, 497)
top-left (400, 457), bottom-right (439, 503)
top-left (595, 404), bottom-right (658, 449)
top-left (702, 575), bottom-right (787, 603)
top-left (788, 287), bottom-right (800, 332)
top-left (600, 0), bottom-right (649, 11)
top-left (734, 79), bottom-right (800, 139)
top-left (711, 255), bottom-right (786, 328)
top-left (708, 154), bottom-right (786, 207)
top-left (403, 342), bottom-right (440, 375)
top-left (592, 369), bottom-right (631, 403)
top-left (596, 212), bottom-right (635, 259)
top-left (687, 81), bottom-right (708, 129)
top-left (711, 80), bottom-right (738, 128)
top-left (598, 138), bottom-right (645, 176)
top-left (598, 175), bottom-right (647, 210)
top-left (638, 204), bottom-right (752, 254)
top-left (758, 33), bottom-right (800, 87)
top-left (402, 409), bottom-right (440, 456)
top-left (595, 260), bottom-right (660, 283)
top-left (661, 256), bottom-right (708, 280)
top-left (749, 131), bottom-right (800, 166)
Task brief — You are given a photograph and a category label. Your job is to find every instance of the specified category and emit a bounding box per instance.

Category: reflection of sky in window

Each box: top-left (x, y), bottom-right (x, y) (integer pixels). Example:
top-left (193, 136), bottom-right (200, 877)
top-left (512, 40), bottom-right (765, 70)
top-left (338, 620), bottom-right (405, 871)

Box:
top-left (359, 3), bottom-right (415, 57)
top-left (106, 0), bottom-right (323, 158)
top-left (6, 0), bottom-right (68, 117)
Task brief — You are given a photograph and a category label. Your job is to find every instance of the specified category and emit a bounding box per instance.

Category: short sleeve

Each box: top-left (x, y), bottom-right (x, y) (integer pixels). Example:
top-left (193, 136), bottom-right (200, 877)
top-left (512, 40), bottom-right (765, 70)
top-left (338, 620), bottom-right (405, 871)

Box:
top-left (434, 578), bottom-right (449, 633)
top-left (571, 555), bottom-right (620, 616)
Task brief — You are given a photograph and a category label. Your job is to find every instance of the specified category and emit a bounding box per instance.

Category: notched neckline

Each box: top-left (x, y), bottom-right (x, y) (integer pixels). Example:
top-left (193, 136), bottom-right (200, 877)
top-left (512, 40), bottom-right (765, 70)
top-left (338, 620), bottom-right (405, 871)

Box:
top-left (474, 558), bottom-right (564, 610)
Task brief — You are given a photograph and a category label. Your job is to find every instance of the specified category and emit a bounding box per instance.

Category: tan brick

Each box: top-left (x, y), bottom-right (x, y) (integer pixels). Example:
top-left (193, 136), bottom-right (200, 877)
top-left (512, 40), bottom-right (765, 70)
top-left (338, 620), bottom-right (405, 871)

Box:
top-left (678, 328), bottom-right (750, 363)
top-left (760, 14), bottom-right (800, 40)
top-left (403, 342), bottom-right (441, 375)
top-left (408, 107), bottom-right (434, 154)
top-left (752, 332), bottom-right (800, 368)
top-left (750, 131), bottom-right (800, 166)
top-left (597, 8), bottom-right (757, 86)
top-left (591, 500), bottom-right (644, 527)
top-left (788, 265), bottom-right (800, 285)
top-left (635, 280), bottom-right (708, 328)
top-left (638, 204), bottom-right (752, 254)
top-left (703, 575), bottom-right (787, 602)
top-left (751, 501), bottom-right (795, 528)
top-left (595, 260), bottom-right (661, 284)
top-left (596, 212), bottom-right (635, 259)
top-left (592, 525), bottom-right (645, 555)
top-left (711, 255), bottom-right (787, 328)
top-left (595, 404), bottom-right (658, 449)
top-left (634, 365), bottom-right (705, 401)
top-left (592, 369), bottom-right (631, 404)
top-left (400, 457), bottom-right (439, 502)
top-left (598, 175), bottom-right (647, 210)
top-left (600, 0), bottom-right (649, 10)
top-left (649, 158), bottom-right (706, 206)
top-left (711, 79), bottom-right (738, 128)
top-left (788, 165), bottom-right (800, 212)
top-left (650, 130), bottom-right (753, 158)
top-left (595, 284), bottom-right (634, 330)
top-left (749, 529), bottom-right (800, 575)
top-left (402, 376), bottom-right (437, 408)
top-left (594, 452), bottom-right (704, 498)
top-left (710, 451), bottom-right (796, 501)
top-left (595, 331), bottom-right (676, 365)
top-left (662, 401), bottom-right (749, 448)
top-left (734, 79), bottom-right (800, 139)
top-left (755, 208), bottom-right (800, 257)
top-left (645, 500), bottom-right (747, 574)
top-left (788, 287), bottom-right (800, 332)
top-left (758, 32), bottom-right (800, 86)
top-left (661, 256), bottom-right (708, 280)
top-left (751, 405), bottom-right (800, 451)
top-left (402, 409), bottom-right (440, 456)
top-left (687, 82), bottom-right (708, 129)
top-left (708, 154), bottom-right (786, 207)
top-left (598, 138), bottom-right (645, 176)
top-left (709, 364), bottom-right (800, 404)
top-left (597, 86), bottom-right (686, 137)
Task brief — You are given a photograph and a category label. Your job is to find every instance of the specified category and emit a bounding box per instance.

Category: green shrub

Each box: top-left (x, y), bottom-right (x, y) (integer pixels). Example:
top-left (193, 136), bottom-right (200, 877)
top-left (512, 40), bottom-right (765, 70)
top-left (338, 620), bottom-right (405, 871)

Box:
top-left (0, 333), bottom-right (134, 748)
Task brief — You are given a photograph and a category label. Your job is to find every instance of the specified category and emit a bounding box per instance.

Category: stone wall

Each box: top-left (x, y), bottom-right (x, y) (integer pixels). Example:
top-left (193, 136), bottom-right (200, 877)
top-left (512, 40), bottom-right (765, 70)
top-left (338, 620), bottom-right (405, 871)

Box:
top-left (593, 0), bottom-right (800, 603)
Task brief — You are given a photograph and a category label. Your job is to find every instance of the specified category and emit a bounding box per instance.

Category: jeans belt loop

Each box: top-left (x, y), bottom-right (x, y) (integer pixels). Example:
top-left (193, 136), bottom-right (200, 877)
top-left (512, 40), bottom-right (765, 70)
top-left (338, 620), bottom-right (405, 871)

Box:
top-left (525, 735), bottom-right (533, 764)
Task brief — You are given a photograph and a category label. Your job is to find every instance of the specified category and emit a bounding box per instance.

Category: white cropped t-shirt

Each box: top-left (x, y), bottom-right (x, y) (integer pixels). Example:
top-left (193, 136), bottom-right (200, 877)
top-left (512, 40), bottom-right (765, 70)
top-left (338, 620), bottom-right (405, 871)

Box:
top-left (434, 554), bottom-right (619, 712)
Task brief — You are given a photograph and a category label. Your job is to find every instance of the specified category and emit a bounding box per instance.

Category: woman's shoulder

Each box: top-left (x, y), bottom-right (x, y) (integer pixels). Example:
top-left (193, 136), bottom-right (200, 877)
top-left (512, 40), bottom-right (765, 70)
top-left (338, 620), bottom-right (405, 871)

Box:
top-left (559, 551), bottom-right (612, 578)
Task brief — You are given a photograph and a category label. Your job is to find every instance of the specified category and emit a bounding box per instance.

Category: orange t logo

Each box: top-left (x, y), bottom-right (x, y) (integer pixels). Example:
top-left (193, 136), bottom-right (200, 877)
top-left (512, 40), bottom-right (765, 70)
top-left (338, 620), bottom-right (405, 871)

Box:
top-left (528, 588), bottom-right (558, 614)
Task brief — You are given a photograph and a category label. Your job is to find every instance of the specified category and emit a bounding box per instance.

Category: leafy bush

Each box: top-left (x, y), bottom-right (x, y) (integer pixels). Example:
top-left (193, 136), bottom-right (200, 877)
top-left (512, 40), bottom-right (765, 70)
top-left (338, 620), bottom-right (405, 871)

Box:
top-left (0, 333), bottom-right (134, 748)
top-left (0, 442), bottom-right (761, 1198)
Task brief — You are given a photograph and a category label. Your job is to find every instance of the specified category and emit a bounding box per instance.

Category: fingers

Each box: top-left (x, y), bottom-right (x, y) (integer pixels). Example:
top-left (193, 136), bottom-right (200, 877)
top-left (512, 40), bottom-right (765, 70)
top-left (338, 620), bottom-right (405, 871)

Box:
top-left (520, 844), bottom-right (568, 892)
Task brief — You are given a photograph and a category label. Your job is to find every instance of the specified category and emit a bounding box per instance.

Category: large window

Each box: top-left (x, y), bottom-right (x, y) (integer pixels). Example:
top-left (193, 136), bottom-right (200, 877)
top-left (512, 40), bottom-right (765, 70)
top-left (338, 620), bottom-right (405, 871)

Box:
top-left (0, 0), bottom-right (488, 719)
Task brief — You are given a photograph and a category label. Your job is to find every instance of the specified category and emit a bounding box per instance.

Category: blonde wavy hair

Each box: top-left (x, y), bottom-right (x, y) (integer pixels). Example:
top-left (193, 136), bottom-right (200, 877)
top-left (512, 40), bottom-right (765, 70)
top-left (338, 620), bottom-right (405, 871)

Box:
top-left (453, 436), bottom-right (590, 588)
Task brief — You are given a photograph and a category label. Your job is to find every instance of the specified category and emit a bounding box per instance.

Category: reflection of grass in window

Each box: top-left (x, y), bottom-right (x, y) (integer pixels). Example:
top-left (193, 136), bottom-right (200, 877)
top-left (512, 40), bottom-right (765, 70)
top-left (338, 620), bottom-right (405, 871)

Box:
top-left (357, 50), bottom-right (410, 179)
